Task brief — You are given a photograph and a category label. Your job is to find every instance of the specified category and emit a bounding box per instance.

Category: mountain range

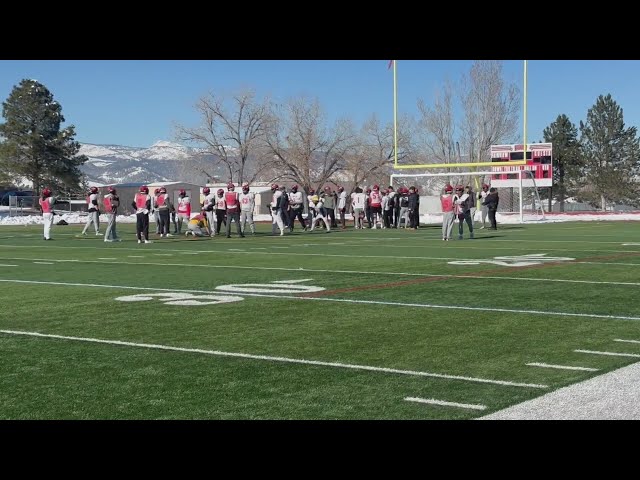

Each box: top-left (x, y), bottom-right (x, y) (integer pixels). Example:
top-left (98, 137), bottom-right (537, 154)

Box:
top-left (79, 140), bottom-right (227, 185)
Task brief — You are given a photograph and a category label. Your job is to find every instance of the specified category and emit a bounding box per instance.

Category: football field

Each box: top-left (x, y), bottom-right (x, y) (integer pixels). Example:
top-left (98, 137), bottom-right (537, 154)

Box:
top-left (1, 220), bottom-right (639, 419)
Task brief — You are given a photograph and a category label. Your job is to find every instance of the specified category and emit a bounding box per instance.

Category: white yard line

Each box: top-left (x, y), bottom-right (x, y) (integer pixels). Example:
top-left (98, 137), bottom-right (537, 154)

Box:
top-left (0, 264), bottom-right (17, 267)
top-left (97, 258), bottom-right (117, 260)
top-left (0, 278), bottom-right (639, 322)
top-left (575, 349), bottom-right (640, 358)
top-left (614, 339), bottom-right (640, 344)
top-left (33, 262), bottom-right (53, 265)
top-left (0, 329), bottom-right (546, 388)
top-left (1, 243), bottom-right (637, 256)
top-left (404, 397), bottom-right (487, 410)
top-left (526, 362), bottom-right (599, 372)
top-left (1, 256), bottom-right (639, 288)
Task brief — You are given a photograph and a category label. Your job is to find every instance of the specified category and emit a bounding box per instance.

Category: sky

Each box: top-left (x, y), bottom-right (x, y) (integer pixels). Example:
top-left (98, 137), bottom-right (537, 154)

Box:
top-left (1, 60), bottom-right (640, 149)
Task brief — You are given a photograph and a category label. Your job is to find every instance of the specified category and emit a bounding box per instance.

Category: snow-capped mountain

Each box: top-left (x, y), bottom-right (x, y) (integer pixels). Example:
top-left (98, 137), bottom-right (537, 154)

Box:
top-left (79, 141), bottom-right (224, 185)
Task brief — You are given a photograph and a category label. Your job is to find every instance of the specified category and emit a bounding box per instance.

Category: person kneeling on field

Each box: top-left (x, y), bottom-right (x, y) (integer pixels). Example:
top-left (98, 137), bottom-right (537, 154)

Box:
top-left (186, 213), bottom-right (209, 237)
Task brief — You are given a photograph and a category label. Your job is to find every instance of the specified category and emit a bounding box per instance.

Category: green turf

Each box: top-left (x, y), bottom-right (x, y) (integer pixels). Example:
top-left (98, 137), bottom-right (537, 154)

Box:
top-left (1, 220), bottom-right (639, 419)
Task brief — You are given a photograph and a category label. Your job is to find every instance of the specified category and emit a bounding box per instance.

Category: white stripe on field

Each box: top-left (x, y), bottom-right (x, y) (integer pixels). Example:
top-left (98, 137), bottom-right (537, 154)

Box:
top-left (152, 254), bottom-right (173, 256)
top-left (98, 258), bottom-right (116, 260)
top-left (526, 362), bottom-right (599, 372)
top-left (575, 349), bottom-right (640, 358)
top-left (580, 262), bottom-right (640, 267)
top-left (404, 397), bottom-right (487, 410)
top-left (2, 256), bottom-right (640, 288)
top-left (127, 255), bottom-right (144, 258)
top-left (2, 243), bottom-right (634, 257)
top-left (0, 278), bottom-right (638, 323)
top-left (614, 339), bottom-right (640, 344)
top-left (0, 264), bottom-right (18, 267)
top-left (0, 329), bottom-right (545, 388)
top-left (33, 262), bottom-right (53, 265)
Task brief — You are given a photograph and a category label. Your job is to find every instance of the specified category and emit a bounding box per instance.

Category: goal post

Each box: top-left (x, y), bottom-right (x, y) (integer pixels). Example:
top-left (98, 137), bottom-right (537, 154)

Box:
top-left (390, 169), bottom-right (546, 224)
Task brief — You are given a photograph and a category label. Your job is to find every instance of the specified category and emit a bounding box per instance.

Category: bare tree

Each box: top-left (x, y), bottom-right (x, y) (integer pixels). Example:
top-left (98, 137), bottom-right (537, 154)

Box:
top-left (174, 89), bottom-right (273, 184)
top-left (264, 96), bottom-right (355, 193)
top-left (460, 61), bottom-right (520, 164)
top-left (418, 79), bottom-right (457, 165)
top-left (343, 113), bottom-right (416, 192)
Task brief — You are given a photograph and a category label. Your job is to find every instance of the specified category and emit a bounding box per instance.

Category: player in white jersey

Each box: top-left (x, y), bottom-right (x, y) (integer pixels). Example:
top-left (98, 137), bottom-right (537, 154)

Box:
top-left (81, 186), bottom-right (101, 236)
top-left (202, 187), bottom-right (217, 237)
top-left (270, 184), bottom-right (285, 236)
top-left (176, 189), bottom-right (191, 235)
top-left (350, 187), bottom-right (366, 229)
top-left (239, 182), bottom-right (256, 235)
top-left (337, 186), bottom-right (347, 229)
top-left (288, 185), bottom-right (307, 231)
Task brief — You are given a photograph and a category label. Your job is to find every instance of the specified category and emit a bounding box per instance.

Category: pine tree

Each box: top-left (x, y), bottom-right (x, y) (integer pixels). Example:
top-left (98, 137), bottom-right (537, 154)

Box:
top-left (0, 79), bottom-right (87, 195)
top-left (543, 114), bottom-right (582, 212)
top-left (579, 94), bottom-right (640, 210)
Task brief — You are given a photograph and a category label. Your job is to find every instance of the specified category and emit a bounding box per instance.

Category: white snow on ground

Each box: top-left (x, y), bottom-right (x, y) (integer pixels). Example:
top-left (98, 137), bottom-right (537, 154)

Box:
top-left (1, 207), bottom-right (640, 226)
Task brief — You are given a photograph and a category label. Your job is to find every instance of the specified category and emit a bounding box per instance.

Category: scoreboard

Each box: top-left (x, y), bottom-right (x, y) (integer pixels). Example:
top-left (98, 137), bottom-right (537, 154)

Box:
top-left (489, 143), bottom-right (552, 187)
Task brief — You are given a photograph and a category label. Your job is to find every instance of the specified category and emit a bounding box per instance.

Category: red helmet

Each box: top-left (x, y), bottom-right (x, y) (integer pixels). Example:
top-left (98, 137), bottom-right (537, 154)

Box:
top-left (308, 188), bottom-right (315, 195)
top-left (373, 185), bottom-right (379, 191)
top-left (42, 188), bottom-right (51, 197)
top-left (140, 185), bottom-right (149, 193)
top-left (242, 182), bottom-right (250, 193)
top-left (482, 183), bottom-right (489, 190)
top-left (366, 187), bottom-right (372, 193)
top-left (271, 184), bottom-right (278, 191)
top-left (89, 186), bottom-right (98, 194)
top-left (338, 186), bottom-right (344, 192)
top-left (455, 185), bottom-right (464, 192)
top-left (324, 186), bottom-right (331, 192)
top-left (202, 187), bottom-right (210, 195)
top-left (444, 185), bottom-right (453, 193)
top-left (227, 182), bottom-right (235, 190)
top-left (217, 188), bottom-right (224, 195)
top-left (108, 186), bottom-right (116, 194)
top-left (291, 185), bottom-right (298, 192)
top-left (159, 187), bottom-right (167, 194)
top-left (179, 189), bottom-right (186, 196)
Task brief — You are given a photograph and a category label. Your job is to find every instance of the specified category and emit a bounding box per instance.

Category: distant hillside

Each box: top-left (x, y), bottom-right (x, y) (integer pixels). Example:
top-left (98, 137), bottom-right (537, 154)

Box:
top-left (79, 141), bottom-right (227, 185)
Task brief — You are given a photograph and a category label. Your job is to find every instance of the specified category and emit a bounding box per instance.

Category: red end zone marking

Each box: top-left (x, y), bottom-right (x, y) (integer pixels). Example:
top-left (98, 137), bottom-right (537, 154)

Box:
top-left (301, 250), bottom-right (640, 298)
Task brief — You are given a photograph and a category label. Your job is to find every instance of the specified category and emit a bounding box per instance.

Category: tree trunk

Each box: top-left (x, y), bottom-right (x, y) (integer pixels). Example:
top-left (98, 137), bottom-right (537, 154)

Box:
top-left (601, 194), bottom-right (606, 212)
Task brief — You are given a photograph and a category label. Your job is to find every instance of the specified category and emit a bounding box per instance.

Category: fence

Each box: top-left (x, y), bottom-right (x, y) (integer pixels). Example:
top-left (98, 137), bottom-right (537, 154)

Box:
top-left (7, 196), bottom-right (87, 216)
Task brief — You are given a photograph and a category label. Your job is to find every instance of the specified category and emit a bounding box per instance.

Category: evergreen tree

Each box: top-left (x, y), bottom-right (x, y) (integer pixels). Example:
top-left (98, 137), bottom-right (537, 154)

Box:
top-left (579, 94), bottom-right (640, 210)
top-left (0, 79), bottom-right (87, 195)
top-left (543, 114), bottom-right (582, 212)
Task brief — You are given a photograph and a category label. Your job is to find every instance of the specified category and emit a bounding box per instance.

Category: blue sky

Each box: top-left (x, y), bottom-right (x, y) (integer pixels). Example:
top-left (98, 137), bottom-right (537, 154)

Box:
top-left (1, 60), bottom-right (639, 148)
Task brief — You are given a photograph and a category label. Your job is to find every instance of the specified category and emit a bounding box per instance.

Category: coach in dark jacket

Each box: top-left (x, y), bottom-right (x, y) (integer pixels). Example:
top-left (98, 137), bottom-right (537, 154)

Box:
top-left (483, 188), bottom-right (499, 230)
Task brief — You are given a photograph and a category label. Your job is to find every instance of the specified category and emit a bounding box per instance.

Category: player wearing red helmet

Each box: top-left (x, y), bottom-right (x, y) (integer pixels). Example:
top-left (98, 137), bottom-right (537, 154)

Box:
top-left (214, 188), bottom-right (227, 235)
top-left (239, 182), bottom-right (256, 235)
top-left (39, 188), bottom-right (55, 240)
top-left (103, 187), bottom-right (121, 242)
top-left (453, 185), bottom-right (474, 239)
top-left (441, 184), bottom-right (455, 241)
top-left (154, 186), bottom-right (174, 238)
top-left (287, 184), bottom-right (307, 232)
top-left (224, 182), bottom-right (243, 238)
top-left (270, 184), bottom-right (285, 236)
top-left (369, 185), bottom-right (383, 229)
top-left (201, 187), bottom-right (216, 236)
top-left (80, 186), bottom-right (101, 236)
top-left (132, 185), bottom-right (153, 243)
top-left (175, 188), bottom-right (191, 235)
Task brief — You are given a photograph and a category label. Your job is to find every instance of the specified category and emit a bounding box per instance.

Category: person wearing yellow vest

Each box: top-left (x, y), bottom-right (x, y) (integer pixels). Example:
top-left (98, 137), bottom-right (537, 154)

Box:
top-left (103, 186), bottom-right (121, 242)
top-left (185, 213), bottom-right (209, 237)
top-left (39, 188), bottom-right (55, 240)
